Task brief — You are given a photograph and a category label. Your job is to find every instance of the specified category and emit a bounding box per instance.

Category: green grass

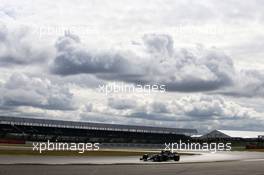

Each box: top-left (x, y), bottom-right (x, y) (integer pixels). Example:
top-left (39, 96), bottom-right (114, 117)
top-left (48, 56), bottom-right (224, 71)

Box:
top-left (245, 149), bottom-right (264, 152)
top-left (231, 146), bottom-right (246, 151)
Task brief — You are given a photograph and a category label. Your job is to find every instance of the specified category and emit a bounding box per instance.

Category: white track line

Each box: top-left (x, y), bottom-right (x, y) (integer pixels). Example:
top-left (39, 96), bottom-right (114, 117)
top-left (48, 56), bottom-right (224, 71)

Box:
top-left (242, 159), bottom-right (264, 162)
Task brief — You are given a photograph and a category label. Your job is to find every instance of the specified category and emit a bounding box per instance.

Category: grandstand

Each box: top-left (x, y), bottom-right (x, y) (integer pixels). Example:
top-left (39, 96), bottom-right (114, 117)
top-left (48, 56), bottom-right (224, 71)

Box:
top-left (0, 116), bottom-right (197, 144)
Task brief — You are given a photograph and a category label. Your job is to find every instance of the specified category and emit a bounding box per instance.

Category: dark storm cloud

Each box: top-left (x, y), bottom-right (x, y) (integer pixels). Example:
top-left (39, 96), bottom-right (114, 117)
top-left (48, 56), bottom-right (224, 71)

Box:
top-left (51, 34), bottom-right (235, 92)
top-left (51, 34), bottom-right (136, 75)
top-left (0, 73), bottom-right (76, 110)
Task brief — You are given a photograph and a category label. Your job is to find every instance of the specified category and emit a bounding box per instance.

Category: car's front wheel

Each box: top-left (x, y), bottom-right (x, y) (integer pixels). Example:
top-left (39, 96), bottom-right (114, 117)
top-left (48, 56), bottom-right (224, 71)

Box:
top-left (142, 154), bottom-right (149, 161)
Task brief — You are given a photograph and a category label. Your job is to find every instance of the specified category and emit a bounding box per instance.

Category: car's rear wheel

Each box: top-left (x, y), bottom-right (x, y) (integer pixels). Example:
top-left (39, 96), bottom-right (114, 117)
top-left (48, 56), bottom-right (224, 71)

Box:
top-left (174, 155), bottom-right (180, 161)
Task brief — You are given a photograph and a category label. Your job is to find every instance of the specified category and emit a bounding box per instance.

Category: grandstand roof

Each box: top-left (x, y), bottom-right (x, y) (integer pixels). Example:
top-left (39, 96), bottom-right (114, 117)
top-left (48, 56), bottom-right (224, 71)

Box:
top-left (218, 130), bottom-right (264, 139)
top-left (202, 129), bottom-right (264, 139)
top-left (0, 116), bottom-right (197, 135)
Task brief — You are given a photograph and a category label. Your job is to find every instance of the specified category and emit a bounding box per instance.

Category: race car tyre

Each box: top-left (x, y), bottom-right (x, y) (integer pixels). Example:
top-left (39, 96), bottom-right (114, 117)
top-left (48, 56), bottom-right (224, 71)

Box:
top-left (142, 154), bottom-right (148, 161)
top-left (174, 155), bottom-right (180, 161)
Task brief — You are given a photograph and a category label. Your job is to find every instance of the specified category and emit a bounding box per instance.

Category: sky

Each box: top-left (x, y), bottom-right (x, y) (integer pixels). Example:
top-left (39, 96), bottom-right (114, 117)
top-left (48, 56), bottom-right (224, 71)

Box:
top-left (0, 0), bottom-right (264, 133)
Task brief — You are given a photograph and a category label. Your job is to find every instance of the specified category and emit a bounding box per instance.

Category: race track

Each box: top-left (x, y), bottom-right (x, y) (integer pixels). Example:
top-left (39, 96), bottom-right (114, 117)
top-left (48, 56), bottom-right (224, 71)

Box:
top-left (0, 151), bottom-right (264, 164)
top-left (1, 160), bottom-right (264, 175)
top-left (1, 151), bottom-right (264, 175)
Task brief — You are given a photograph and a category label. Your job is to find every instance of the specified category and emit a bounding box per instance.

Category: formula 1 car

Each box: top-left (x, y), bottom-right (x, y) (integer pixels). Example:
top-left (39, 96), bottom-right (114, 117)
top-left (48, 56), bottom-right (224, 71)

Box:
top-left (140, 150), bottom-right (180, 162)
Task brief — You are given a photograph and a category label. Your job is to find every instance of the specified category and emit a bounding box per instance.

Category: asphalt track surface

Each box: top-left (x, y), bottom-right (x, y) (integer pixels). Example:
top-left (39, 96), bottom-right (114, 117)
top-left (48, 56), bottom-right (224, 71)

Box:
top-left (0, 152), bottom-right (264, 175)
top-left (0, 160), bottom-right (264, 175)
top-left (1, 151), bottom-right (264, 164)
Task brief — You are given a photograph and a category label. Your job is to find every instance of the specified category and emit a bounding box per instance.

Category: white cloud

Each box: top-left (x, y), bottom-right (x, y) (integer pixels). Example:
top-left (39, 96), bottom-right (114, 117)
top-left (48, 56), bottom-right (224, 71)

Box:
top-left (177, 95), bottom-right (261, 120)
top-left (108, 97), bottom-right (137, 110)
top-left (0, 0), bottom-right (264, 132)
top-left (0, 24), bottom-right (53, 66)
top-left (51, 33), bottom-right (236, 92)
top-left (0, 73), bottom-right (76, 110)
top-left (50, 33), bottom-right (136, 75)
top-left (102, 94), bottom-right (263, 121)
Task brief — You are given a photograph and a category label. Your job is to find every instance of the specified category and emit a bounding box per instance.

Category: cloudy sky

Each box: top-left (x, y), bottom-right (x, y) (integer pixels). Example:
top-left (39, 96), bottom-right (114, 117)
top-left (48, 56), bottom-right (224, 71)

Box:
top-left (1, 0), bottom-right (264, 133)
